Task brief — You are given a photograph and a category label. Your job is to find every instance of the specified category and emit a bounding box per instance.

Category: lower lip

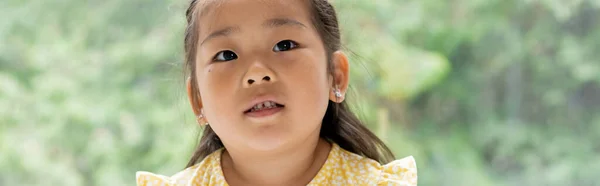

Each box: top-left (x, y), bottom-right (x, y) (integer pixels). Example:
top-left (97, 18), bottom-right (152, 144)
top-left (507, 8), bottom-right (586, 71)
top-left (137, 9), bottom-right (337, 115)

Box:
top-left (245, 107), bottom-right (284, 118)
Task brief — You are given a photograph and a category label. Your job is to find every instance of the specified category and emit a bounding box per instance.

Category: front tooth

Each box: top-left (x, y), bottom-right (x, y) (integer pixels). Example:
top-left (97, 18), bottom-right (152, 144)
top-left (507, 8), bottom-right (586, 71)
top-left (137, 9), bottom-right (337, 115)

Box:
top-left (265, 101), bottom-right (272, 108)
top-left (257, 103), bottom-right (263, 109)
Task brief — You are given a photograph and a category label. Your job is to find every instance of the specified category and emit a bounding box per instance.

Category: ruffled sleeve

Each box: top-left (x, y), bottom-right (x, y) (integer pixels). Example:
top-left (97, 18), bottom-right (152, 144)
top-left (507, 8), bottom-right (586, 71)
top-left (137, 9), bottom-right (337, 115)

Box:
top-left (378, 156), bottom-right (418, 186)
top-left (136, 164), bottom-right (202, 186)
top-left (136, 171), bottom-right (175, 186)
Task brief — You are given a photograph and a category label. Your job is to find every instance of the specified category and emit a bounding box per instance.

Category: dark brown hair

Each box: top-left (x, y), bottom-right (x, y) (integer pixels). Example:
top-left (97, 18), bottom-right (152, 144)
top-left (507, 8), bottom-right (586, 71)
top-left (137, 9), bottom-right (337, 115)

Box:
top-left (183, 0), bottom-right (394, 168)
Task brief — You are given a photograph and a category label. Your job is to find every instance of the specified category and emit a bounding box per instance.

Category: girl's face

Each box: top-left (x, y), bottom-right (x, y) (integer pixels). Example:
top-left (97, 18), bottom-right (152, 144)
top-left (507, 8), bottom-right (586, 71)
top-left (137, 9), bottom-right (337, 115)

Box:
top-left (188, 0), bottom-right (348, 152)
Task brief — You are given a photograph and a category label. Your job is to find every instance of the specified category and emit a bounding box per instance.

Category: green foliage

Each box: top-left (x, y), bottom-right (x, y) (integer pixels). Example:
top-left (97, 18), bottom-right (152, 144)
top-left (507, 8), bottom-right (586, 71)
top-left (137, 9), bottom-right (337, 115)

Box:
top-left (1, 0), bottom-right (599, 185)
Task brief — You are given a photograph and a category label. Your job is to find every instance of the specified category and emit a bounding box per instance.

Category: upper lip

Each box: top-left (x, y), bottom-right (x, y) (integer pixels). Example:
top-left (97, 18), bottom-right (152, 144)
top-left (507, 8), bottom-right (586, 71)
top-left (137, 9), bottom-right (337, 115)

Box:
top-left (243, 95), bottom-right (284, 113)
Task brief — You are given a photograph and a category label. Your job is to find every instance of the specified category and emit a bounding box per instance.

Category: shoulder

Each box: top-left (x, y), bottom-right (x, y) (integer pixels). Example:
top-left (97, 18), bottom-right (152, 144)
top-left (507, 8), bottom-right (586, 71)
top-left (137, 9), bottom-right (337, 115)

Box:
top-left (378, 156), bottom-right (418, 186)
top-left (335, 146), bottom-right (418, 186)
top-left (135, 150), bottom-right (225, 186)
top-left (136, 164), bottom-right (200, 186)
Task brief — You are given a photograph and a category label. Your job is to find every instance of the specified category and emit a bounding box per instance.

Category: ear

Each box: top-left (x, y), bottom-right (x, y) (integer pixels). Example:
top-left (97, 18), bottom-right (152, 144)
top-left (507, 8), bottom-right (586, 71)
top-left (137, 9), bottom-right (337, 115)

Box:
top-left (187, 77), bottom-right (205, 123)
top-left (329, 51), bottom-right (350, 103)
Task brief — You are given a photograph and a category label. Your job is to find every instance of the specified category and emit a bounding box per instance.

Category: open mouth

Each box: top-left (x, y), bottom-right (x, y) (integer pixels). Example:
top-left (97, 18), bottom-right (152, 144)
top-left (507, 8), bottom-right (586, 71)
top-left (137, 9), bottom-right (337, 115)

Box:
top-left (244, 101), bottom-right (285, 114)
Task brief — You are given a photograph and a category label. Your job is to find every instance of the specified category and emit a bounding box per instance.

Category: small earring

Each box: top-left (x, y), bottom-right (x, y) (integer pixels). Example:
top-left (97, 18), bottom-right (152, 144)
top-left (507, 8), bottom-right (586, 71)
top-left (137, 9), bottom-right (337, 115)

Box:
top-left (197, 114), bottom-right (209, 126)
top-left (334, 88), bottom-right (342, 98)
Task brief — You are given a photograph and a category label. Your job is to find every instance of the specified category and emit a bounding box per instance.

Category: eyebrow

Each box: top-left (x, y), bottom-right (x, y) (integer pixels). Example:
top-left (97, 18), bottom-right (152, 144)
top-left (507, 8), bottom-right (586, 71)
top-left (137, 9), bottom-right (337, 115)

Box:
top-left (262, 18), bottom-right (307, 29)
top-left (200, 18), bottom-right (307, 46)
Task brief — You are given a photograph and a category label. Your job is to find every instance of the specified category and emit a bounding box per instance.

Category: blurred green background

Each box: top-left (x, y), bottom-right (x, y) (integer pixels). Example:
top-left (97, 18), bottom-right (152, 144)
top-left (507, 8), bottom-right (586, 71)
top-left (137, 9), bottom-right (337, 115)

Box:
top-left (1, 0), bottom-right (599, 185)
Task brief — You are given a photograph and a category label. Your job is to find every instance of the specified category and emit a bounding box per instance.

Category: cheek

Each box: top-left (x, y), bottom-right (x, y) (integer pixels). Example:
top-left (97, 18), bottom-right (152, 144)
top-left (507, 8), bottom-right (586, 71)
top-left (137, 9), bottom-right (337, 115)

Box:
top-left (281, 50), bottom-right (331, 115)
top-left (197, 65), bottom-right (239, 120)
top-left (292, 50), bottom-right (329, 90)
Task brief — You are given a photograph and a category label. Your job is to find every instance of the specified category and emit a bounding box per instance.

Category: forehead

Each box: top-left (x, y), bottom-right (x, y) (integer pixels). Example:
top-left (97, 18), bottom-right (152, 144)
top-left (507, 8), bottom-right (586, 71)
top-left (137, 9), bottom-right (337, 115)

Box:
top-left (195, 0), bottom-right (312, 33)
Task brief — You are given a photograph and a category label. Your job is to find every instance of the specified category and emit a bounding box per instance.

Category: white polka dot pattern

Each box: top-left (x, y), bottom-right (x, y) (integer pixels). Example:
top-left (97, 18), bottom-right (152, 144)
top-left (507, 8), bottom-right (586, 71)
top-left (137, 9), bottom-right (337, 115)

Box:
top-left (136, 143), bottom-right (417, 186)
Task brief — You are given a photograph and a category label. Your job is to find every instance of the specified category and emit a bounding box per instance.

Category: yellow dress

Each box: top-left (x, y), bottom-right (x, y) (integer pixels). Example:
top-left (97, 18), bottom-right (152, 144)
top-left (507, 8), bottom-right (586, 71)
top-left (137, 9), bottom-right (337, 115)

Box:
top-left (136, 143), bottom-right (417, 186)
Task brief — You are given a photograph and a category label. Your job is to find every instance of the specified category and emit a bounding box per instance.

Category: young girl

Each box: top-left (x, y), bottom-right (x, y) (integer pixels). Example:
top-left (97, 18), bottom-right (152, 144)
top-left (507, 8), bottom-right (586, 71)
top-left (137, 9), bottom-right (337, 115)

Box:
top-left (137, 0), bottom-right (417, 185)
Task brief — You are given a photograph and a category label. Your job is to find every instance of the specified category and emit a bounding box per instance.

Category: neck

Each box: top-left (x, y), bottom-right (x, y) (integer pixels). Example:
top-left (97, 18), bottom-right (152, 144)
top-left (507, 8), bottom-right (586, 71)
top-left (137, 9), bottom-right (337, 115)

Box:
top-left (221, 137), bottom-right (331, 186)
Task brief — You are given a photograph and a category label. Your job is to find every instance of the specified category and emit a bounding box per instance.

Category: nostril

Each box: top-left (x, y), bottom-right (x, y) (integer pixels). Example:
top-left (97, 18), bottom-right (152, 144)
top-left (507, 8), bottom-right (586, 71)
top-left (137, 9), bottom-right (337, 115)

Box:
top-left (263, 76), bottom-right (271, 81)
top-left (247, 79), bottom-right (255, 84)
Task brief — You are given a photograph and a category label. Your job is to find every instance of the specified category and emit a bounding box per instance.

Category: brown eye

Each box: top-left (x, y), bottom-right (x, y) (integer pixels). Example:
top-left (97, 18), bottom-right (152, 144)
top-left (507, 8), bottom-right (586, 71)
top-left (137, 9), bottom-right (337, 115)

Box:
top-left (273, 40), bottom-right (298, 52)
top-left (213, 50), bottom-right (238, 62)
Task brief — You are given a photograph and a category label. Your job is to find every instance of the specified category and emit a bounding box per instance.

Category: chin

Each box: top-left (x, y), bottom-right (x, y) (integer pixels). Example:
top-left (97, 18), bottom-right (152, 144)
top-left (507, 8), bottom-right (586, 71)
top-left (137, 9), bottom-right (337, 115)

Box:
top-left (244, 135), bottom-right (290, 152)
top-left (242, 127), bottom-right (318, 153)
top-left (236, 117), bottom-right (293, 151)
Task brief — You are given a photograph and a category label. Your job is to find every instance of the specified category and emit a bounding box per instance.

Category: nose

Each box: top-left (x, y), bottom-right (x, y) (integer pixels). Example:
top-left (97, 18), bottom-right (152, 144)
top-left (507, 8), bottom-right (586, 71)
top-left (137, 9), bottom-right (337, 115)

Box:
top-left (243, 63), bottom-right (277, 88)
top-left (247, 75), bottom-right (271, 85)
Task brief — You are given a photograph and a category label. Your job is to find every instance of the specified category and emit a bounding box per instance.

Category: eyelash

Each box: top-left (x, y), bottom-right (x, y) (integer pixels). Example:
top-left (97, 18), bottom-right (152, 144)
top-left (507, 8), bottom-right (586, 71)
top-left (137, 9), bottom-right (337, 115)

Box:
top-left (211, 40), bottom-right (300, 62)
top-left (273, 40), bottom-right (299, 52)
